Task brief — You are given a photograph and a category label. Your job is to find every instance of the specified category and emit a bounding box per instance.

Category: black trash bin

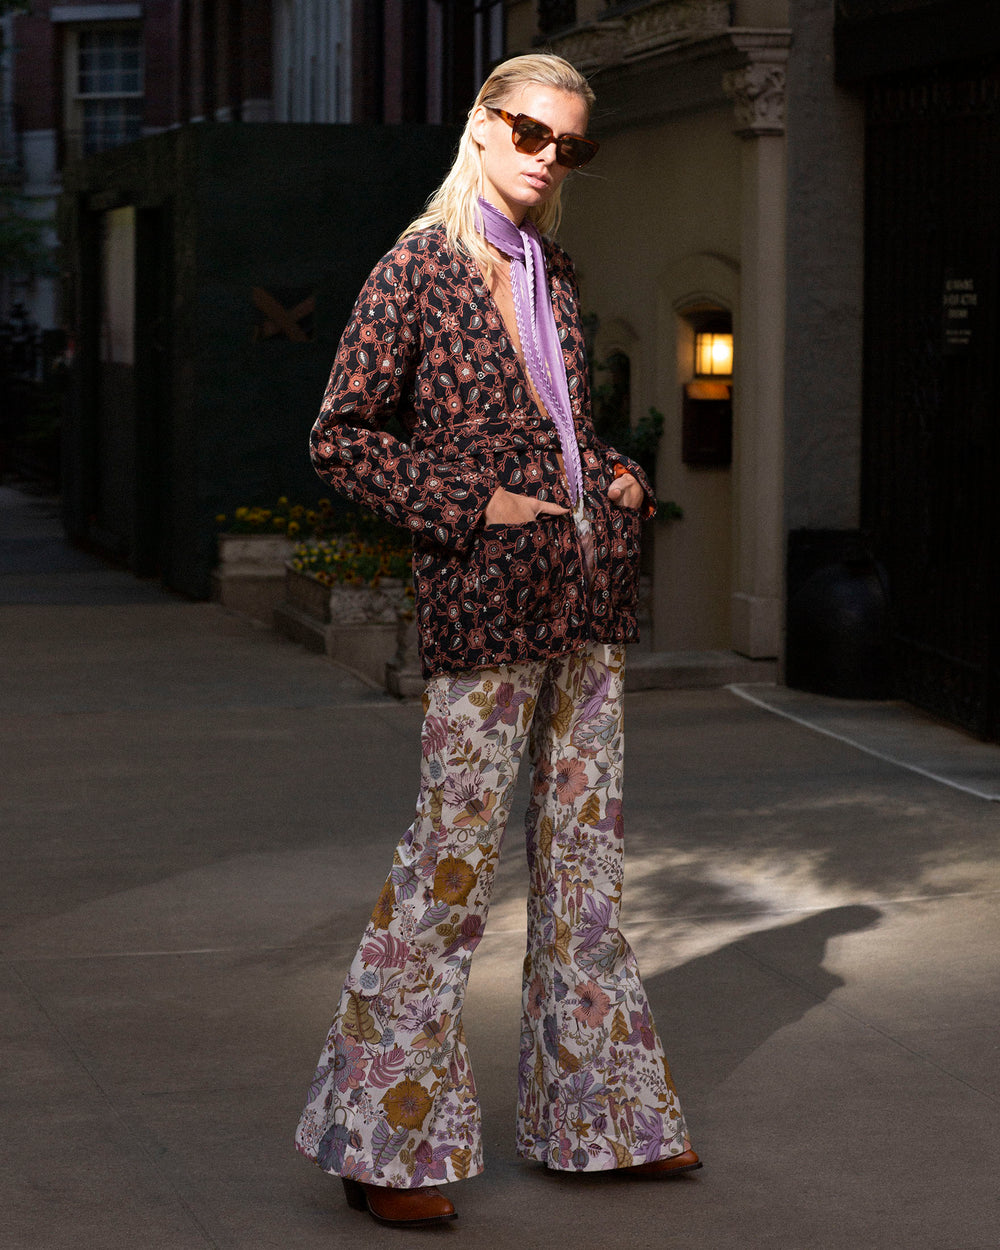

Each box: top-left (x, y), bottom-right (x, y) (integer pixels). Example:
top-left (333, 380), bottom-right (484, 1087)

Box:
top-left (786, 530), bottom-right (893, 700)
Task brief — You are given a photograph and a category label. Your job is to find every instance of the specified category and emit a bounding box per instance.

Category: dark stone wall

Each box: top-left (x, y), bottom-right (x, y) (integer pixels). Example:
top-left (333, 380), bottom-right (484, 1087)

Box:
top-left (783, 0), bottom-right (865, 533)
top-left (60, 122), bottom-right (460, 597)
top-left (836, 0), bottom-right (1000, 80)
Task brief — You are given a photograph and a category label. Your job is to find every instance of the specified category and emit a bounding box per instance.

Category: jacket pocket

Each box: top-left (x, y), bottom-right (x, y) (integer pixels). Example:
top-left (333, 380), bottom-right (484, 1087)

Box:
top-left (608, 506), bottom-right (643, 615)
top-left (464, 519), bottom-right (561, 627)
top-left (589, 501), bottom-right (643, 624)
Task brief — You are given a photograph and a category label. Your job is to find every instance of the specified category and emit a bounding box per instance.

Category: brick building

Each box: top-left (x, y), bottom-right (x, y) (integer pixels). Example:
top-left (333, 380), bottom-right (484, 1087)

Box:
top-left (2, 0), bottom-right (503, 329)
top-left (36, 1), bottom-right (500, 595)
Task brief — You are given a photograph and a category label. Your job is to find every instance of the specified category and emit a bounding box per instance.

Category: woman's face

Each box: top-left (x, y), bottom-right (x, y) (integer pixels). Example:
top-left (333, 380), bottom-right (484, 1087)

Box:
top-left (472, 83), bottom-right (590, 225)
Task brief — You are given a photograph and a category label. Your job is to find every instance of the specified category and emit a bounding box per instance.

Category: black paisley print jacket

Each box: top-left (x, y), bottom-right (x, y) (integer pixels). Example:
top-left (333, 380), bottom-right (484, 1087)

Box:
top-left (310, 225), bottom-right (652, 679)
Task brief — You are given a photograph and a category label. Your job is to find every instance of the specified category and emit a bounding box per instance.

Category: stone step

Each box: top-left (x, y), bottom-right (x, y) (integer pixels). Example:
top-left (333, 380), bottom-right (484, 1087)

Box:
top-left (625, 649), bottom-right (778, 691)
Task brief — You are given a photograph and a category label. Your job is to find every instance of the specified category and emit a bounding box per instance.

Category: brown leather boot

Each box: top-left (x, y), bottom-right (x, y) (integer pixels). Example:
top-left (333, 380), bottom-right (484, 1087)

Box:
top-left (625, 1149), bottom-right (703, 1177)
top-left (342, 1177), bottom-right (458, 1226)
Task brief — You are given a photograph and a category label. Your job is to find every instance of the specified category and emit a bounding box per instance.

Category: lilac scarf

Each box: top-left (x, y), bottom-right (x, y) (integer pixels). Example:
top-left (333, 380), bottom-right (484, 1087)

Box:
top-left (475, 196), bottom-right (584, 504)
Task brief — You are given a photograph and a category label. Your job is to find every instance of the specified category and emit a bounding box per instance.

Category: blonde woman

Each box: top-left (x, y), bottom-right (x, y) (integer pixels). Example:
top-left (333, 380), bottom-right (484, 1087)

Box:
top-left (295, 53), bottom-right (701, 1228)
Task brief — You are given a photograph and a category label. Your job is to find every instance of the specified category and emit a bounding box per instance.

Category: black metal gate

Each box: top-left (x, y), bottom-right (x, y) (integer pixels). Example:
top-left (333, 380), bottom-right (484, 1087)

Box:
top-left (863, 58), bottom-right (1000, 740)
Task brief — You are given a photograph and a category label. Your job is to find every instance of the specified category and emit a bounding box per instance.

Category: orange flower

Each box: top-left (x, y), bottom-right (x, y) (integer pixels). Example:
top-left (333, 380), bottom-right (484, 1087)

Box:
top-left (554, 757), bottom-right (588, 805)
top-left (453, 789), bottom-right (497, 829)
top-left (572, 979), bottom-right (612, 1028)
top-left (380, 1078), bottom-right (433, 1130)
top-left (370, 879), bottom-right (395, 930)
top-left (412, 1011), bottom-right (452, 1050)
top-left (433, 856), bottom-right (477, 906)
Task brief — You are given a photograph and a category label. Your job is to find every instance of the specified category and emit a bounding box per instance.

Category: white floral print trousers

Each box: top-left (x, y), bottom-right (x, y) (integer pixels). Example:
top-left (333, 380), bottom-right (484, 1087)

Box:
top-left (295, 643), bottom-right (692, 1188)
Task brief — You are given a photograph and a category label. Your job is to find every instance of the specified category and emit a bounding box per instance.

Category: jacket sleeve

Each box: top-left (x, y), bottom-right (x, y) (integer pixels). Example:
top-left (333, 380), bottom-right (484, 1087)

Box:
top-left (592, 441), bottom-right (656, 518)
top-left (310, 242), bottom-right (498, 551)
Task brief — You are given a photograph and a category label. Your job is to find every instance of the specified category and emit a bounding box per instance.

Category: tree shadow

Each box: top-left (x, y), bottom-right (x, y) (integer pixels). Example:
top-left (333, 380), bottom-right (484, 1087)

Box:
top-left (642, 904), bottom-right (883, 1094)
top-left (625, 689), bottom-right (999, 904)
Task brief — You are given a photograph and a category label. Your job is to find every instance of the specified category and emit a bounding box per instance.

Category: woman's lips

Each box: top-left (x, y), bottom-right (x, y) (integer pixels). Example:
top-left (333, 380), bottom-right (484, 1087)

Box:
top-left (523, 171), bottom-right (551, 190)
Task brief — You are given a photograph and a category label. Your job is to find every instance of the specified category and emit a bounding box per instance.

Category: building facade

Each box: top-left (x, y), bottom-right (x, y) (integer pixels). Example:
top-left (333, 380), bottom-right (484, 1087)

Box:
top-left (509, 0), bottom-right (1000, 741)
top-left (8, 0), bottom-right (998, 736)
top-left (507, 0), bottom-right (793, 664)
top-left (40, 1), bottom-right (495, 594)
top-left (834, 0), bottom-right (1000, 739)
top-left (2, 0), bottom-right (504, 329)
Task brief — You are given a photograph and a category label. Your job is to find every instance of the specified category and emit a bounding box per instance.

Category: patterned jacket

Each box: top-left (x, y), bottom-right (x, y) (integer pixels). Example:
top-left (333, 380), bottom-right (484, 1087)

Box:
top-left (310, 225), bottom-right (651, 678)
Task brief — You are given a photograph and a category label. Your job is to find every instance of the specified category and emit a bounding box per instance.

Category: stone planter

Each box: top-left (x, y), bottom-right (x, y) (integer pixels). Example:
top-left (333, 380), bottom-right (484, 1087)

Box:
top-left (211, 533), bottom-right (296, 623)
top-left (274, 566), bottom-right (411, 688)
top-left (385, 611), bottom-right (424, 699)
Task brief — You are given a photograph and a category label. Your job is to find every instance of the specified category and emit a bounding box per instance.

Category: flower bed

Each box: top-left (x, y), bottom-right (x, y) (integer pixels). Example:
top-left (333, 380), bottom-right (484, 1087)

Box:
top-left (271, 517), bottom-right (418, 691)
top-left (212, 496), bottom-right (410, 628)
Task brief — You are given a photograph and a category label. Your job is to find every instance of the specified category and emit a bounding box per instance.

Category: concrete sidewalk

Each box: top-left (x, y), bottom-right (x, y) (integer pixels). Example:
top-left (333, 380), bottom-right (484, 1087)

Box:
top-left (2, 484), bottom-right (999, 1250)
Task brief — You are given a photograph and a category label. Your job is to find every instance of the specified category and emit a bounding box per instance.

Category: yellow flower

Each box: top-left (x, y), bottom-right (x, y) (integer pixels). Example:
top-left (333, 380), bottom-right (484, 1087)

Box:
top-left (272, 516), bottom-right (286, 529)
top-left (277, 496), bottom-right (289, 507)
top-left (215, 513), bottom-right (227, 524)
top-left (287, 521), bottom-right (300, 535)
top-left (235, 507), bottom-right (248, 520)
top-left (433, 855), bottom-right (477, 905)
top-left (380, 1079), bottom-right (433, 1130)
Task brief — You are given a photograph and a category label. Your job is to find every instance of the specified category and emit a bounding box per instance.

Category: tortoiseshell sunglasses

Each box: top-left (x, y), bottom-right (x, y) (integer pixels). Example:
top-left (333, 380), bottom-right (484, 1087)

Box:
top-left (488, 107), bottom-right (599, 169)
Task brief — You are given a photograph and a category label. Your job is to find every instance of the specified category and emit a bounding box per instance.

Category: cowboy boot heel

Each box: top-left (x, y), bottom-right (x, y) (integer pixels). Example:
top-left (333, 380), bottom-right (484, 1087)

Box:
top-left (341, 1178), bottom-right (458, 1226)
top-left (341, 1178), bottom-right (367, 1211)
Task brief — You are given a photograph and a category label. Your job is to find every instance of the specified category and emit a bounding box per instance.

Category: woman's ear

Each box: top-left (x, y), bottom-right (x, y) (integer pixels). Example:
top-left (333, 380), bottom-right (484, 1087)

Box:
top-left (470, 105), bottom-right (490, 149)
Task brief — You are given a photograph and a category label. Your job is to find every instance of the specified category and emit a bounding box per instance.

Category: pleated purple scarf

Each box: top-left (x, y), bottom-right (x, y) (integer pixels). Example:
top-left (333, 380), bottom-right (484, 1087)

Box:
top-left (475, 196), bottom-right (584, 504)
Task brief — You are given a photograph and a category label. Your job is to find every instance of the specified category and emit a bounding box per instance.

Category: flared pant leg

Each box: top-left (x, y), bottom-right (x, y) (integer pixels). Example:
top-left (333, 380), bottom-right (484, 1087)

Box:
top-left (295, 643), bottom-right (693, 1187)
top-left (515, 644), bottom-right (692, 1171)
top-left (295, 658), bottom-right (548, 1188)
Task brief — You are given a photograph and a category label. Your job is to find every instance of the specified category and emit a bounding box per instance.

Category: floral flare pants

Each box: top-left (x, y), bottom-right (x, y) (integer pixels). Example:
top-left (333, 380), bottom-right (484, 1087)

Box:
top-left (295, 643), bottom-right (692, 1187)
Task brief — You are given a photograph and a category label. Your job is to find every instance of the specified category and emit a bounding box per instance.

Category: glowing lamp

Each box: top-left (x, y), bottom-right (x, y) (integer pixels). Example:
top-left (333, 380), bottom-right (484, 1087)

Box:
top-left (694, 329), bottom-right (734, 377)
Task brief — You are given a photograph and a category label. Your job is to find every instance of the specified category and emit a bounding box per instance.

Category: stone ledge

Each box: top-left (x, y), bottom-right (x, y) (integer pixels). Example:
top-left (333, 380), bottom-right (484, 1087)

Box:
top-left (211, 569), bottom-right (289, 625)
top-left (625, 649), bottom-right (778, 690)
top-left (272, 601), bottom-right (328, 654)
top-left (274, 601), bottom-right (400, 690)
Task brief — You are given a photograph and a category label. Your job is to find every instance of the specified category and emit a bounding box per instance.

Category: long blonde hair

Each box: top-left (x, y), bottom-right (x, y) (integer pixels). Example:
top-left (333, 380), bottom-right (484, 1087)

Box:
top-left (400, 53), bottom-right (595, 276)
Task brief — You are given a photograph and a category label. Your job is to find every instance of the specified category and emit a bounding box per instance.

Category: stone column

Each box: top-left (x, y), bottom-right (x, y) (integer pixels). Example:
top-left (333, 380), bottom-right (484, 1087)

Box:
top-left (724, 32), bottom-right (791, 658)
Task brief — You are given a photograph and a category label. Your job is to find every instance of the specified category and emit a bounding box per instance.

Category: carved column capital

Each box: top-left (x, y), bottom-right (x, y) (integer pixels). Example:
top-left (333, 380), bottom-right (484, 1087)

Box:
top-left (723, 33), bottom-right (791, 137)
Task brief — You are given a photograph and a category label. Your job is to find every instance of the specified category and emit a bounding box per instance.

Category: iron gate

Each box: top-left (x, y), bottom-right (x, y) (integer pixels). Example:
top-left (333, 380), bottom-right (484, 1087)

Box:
top-left (863, 58), bottom-right (1000, 740)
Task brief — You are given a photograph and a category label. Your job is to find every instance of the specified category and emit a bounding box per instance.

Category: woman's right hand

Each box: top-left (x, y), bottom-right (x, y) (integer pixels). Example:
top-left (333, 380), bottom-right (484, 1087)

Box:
top-left (484, 488), bottom-right (571, 526)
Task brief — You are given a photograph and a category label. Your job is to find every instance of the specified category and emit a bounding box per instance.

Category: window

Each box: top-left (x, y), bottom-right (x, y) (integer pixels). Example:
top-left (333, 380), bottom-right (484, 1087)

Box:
top-left (66, 27), bottom-right (144, 157)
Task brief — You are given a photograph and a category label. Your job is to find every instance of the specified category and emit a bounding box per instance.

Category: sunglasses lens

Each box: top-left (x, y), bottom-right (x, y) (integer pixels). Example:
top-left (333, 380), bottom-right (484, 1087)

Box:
top-left (502, 111), bottom-right (599, 168)
top-left (556, 138), bottom-right (597, 169)
top-left (511, 117), bottom-right (553, 154)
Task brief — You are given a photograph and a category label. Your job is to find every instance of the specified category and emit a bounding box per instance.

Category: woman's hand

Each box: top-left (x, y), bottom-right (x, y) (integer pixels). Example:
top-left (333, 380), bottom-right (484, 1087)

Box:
top-left (607, 471), bottom-right (644, 511)
top-left (484, 488), bottom-right (571, 526)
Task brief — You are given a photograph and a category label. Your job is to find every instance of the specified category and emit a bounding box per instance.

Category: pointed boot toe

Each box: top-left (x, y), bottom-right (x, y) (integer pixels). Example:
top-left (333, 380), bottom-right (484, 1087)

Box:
top-left (342, 1178), bottom-right (457, 1226)
top-left (626, 1149), bottom-right (703, 1177)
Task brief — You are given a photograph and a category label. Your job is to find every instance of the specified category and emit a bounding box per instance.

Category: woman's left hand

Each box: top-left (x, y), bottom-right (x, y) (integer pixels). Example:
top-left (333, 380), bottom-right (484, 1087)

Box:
top-left (607, 471), bottom-right (643, 511)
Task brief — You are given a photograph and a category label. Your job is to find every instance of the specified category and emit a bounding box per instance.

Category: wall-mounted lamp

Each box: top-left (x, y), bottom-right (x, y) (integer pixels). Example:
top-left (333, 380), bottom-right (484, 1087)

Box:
top-left (694, 327), bottom-right (734, 377)
top-left (683, 315), bottom-right (733, 467)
